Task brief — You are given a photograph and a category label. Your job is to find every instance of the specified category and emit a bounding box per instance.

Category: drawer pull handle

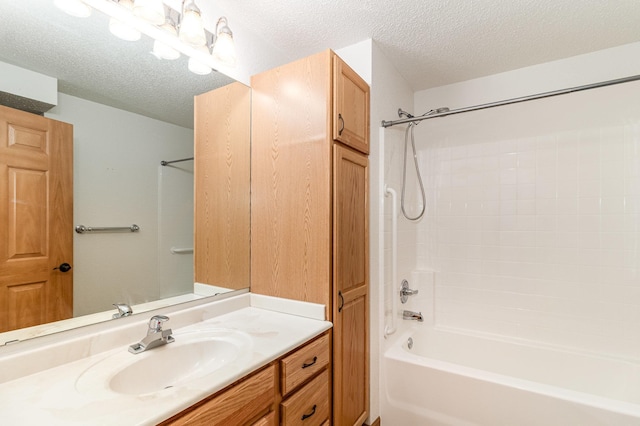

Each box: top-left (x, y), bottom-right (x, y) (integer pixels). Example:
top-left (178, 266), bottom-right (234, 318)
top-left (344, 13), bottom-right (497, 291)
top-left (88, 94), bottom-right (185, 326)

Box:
top-left (338, 113), bottom-right (345, 135)
top-left (338, 291), bottom-right (344, 312)
top-left (301, 404), bottom-right (317, 421)
top-left (302, 356), bottom-right (317, 369)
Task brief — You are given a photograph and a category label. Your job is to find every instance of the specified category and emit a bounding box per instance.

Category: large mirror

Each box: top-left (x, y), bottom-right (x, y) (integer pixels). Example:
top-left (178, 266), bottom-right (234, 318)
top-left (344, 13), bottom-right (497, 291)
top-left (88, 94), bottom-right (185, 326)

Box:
top-left (0, 0), bottom-right (250, 342)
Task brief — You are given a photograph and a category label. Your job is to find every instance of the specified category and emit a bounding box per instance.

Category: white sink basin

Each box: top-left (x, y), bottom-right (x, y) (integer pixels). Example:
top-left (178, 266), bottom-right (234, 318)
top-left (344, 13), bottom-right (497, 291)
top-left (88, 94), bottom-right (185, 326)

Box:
top-left (75, 328), bottom-right (252, 396)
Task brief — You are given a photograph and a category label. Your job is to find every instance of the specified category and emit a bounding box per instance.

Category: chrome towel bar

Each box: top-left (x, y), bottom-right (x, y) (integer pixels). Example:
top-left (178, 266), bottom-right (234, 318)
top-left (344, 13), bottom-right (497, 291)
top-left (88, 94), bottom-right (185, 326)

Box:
top-left (75, 224), bottom-right (140, 234)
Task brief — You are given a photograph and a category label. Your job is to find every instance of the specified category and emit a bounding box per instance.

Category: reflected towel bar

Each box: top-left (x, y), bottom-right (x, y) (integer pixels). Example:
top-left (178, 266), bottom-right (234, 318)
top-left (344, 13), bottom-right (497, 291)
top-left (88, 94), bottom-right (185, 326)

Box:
top-left (170, 247), bottom-right (193, 254)
top-left (160, 157), bottom-right (193, 166)
top-left (75, 224), bottom-right (140, 234)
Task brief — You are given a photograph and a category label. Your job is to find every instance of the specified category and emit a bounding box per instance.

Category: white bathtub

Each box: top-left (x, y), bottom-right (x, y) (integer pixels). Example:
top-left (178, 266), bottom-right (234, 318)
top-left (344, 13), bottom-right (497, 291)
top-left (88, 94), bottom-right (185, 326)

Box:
top-left (382, 327), bottom-right (640, 425)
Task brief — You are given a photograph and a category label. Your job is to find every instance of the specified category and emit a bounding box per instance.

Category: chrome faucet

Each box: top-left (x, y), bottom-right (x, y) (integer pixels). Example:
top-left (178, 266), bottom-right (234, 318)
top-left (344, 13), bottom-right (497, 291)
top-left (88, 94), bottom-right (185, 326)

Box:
top-left (128, 315), bottom-right (175, 354)
top-left (402, 310), bottom-right (424, 322)
top-left (400, 280), bottom-right (418, 304)
top-left (112, 303), bottom-right (133, 319)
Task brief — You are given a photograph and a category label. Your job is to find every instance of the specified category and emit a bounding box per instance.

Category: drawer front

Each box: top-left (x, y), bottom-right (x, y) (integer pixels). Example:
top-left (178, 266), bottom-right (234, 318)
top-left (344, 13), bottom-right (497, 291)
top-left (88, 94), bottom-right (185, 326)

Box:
top-left (252, 411), bottom-right (276, 426)
top-left (280, 333), bottom-right (329, 396)
top-left (163, 364), bottom-right (275, 425)
top-left (280, 369), bottom-right (329, 426)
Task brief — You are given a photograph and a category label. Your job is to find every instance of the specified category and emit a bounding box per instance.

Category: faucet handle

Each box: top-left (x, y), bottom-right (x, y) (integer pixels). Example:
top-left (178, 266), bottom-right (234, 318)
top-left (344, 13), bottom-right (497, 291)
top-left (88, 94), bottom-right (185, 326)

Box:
top-left (148, 315), bottom-right (169, 333)
top-left (112, 303), bottom-right (133, 319)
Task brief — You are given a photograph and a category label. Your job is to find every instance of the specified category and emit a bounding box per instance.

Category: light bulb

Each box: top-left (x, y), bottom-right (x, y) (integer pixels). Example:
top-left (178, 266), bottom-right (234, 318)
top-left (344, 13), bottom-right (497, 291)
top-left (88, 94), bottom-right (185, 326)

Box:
top-left (179, 0), bottom-right (206, 46)
top-left (133, 0), bottom-right (165, 25)
top-left (188, 46), bottom-right (212, 75)
top-left (109, 0), bottom-right (141, 41)
top-left (153, 40), bottom-right (180, 60)
top-left (109, 17), bottom-right (141, 41)
top-left (54, 0), bottom-right (91, 17)
top-left (211, 30), bottom-right (236, 67)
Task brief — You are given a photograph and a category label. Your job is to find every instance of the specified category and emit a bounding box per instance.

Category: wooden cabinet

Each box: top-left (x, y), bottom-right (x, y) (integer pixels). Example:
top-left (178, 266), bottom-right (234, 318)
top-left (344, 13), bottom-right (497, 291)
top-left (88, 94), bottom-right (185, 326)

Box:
top-left (193, 82), bottom-right (251, 290)
top-left (280, 333), bottom-right (330, 425)
top-left (332, 144), bottom-right (369, 425)
top-left (333, 58), bottom-right (370, 154)
top-left (161, 364), bottom-right (276, 426)
top-left (160, 331), bottom-right (331, 426)
top-left (251, 50), bottom-right (370, 426)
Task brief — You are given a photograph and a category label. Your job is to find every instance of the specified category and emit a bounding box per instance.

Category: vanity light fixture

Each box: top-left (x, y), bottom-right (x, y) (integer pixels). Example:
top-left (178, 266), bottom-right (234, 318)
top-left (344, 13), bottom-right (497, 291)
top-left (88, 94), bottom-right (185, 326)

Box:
top-left (133, 0), bottom-right (165, 25)
top-left (54, 0), bottom-right (92, 17)
top-left (179, 0), bottom-right (206, 47)
top-left (211, 17), bottom-right (236, 67)
top-left (109, 0), bottom-right (142, 41)
top-left (56, 0), bottom-right (238, 75)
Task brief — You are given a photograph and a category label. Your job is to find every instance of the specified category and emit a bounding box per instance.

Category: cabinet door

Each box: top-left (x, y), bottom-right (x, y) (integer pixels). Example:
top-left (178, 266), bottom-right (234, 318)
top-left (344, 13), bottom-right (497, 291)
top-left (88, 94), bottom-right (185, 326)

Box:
top-left (194, 82), bottom-right (251, 290)
top-left (332, 144), bottom-right (369, 425)
top-left (333, 55), bottom-right (370, 155)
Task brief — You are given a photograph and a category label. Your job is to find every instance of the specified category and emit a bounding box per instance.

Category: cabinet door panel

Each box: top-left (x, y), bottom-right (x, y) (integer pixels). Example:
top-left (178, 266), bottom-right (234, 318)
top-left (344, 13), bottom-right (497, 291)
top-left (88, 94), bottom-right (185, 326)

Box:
top-left (333, 56), bottom-right (370, 154)
top-left (332, 144), bottom-right (369, 425)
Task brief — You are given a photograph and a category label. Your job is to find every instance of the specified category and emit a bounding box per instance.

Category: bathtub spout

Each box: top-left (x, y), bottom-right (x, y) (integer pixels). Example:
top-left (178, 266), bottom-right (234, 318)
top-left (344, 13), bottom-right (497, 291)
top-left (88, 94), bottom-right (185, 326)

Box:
top-left (403, 310), bottom-right (424, 322)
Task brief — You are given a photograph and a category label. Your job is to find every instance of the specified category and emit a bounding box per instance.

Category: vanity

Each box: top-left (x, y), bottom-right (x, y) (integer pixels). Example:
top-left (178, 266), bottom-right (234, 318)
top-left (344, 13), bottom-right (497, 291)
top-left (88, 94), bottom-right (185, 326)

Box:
top-left (0, 292), bottom-right (332, 425)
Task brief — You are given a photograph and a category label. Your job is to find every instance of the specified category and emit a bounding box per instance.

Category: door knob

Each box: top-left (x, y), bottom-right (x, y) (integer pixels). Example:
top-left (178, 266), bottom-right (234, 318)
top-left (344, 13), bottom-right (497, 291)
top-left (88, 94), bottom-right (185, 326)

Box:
top-left (54, 263), bottom-right (72, 272)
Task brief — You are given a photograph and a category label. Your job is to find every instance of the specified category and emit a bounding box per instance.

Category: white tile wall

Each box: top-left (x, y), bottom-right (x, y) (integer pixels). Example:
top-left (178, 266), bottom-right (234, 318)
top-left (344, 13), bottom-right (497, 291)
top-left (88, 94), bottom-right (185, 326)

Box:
top-left (413, 81), bottom-right (640, 360)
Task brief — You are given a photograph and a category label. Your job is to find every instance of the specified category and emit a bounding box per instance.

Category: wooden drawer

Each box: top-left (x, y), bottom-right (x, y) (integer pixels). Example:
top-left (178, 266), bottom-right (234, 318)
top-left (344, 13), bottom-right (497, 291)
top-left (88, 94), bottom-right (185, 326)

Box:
top-left (162, 365), bottom-right (275, 425)
top-left (280, 369), bottom-right (329, 426)
top-left (280, 333), bottom-right (329, 396)
top-left (252, 411), bottom-right (276, 426)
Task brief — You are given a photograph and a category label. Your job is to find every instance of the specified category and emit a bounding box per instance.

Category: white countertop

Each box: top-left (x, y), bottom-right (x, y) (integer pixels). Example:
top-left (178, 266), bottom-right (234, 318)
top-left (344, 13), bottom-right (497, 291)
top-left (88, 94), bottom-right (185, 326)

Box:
top-left (0, 293), bottom-right (332, 425)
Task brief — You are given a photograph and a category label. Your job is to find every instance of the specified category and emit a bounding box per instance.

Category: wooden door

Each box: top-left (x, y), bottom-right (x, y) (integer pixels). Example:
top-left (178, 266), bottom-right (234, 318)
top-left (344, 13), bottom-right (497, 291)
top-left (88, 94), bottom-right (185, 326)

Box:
top-left (332, 143), bottom-right (369, 425)
top-left (0, 105), bottom-right (73, 333)
top-left (333, 55), bottom-right (370, 155)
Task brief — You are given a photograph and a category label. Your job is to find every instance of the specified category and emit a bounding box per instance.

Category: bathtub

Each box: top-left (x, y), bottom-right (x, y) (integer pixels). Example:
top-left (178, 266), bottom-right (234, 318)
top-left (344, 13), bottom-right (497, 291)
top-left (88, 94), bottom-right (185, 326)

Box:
top-left (382, 326), bottom-right (640, 425)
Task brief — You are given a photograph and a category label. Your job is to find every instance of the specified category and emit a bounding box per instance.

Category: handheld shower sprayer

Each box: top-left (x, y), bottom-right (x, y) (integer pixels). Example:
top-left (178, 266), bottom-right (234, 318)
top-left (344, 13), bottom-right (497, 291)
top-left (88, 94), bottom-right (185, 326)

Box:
top-left (395, 105), bottom-right (450, 221)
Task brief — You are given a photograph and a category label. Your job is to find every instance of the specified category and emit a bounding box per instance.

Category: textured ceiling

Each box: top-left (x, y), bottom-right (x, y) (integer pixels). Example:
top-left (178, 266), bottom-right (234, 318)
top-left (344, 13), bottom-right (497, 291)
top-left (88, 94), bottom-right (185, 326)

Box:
top-left (217, 0), bottom-right (640, 90)
top-left (0, 0), bottom-right (234, 129)
top-left (2, 1), bottom-right (640, 129)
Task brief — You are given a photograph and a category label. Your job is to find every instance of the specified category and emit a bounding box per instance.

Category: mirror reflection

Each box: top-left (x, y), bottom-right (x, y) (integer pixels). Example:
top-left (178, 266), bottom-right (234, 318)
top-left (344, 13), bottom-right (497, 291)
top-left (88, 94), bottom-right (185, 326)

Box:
top-left (0, 0), bottom-right (250, 341)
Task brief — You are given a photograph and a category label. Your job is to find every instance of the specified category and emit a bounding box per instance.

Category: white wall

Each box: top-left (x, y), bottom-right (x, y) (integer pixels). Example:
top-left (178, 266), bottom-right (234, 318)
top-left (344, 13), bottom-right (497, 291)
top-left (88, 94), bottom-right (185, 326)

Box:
top-left (367, 41), bottom-right (414, 423)
top-left (46, 93), bottom-right (194, 316)
top-left (410, 41), bottom-right (640, 359)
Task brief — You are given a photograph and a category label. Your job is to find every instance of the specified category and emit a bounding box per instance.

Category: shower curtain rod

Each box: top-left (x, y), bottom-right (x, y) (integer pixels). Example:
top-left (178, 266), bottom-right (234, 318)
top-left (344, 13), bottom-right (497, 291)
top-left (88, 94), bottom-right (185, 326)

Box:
top-left (160, 157), bottom-right (194, 166)
top-left (381, 74), bottom-right (640, 128)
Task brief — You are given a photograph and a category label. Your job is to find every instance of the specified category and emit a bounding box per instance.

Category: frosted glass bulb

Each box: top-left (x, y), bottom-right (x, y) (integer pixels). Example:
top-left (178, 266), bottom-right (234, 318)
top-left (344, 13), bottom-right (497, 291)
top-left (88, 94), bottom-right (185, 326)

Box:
top-left (133, 0), bottom-right (165, 25)
top-left (179, 4), bottom-right (206, 46)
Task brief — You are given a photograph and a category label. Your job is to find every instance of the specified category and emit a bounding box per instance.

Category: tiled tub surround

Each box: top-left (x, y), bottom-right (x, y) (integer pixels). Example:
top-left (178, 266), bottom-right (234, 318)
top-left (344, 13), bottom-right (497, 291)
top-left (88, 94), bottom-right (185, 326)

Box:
top-left (411, 80), bottom-right (640, 359)
top-left (0, 293), bottom-right (331, 425)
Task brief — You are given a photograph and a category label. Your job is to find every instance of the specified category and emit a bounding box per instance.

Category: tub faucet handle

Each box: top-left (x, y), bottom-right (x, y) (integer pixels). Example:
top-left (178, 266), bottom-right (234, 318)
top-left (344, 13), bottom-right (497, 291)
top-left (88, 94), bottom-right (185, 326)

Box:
top-left (400, 279), bottom-right (419, 304)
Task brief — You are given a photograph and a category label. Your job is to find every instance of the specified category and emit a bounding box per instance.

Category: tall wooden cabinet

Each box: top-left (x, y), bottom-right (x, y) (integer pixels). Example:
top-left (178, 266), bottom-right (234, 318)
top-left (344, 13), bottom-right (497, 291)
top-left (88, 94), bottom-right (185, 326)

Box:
top-left (251, 50), bottom-right (370, 426)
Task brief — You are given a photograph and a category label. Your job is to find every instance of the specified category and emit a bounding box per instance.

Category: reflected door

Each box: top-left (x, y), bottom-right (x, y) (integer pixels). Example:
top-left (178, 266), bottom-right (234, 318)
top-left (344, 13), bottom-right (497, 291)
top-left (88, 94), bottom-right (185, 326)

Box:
top-left (0, 105), bottom-right (73, 332)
